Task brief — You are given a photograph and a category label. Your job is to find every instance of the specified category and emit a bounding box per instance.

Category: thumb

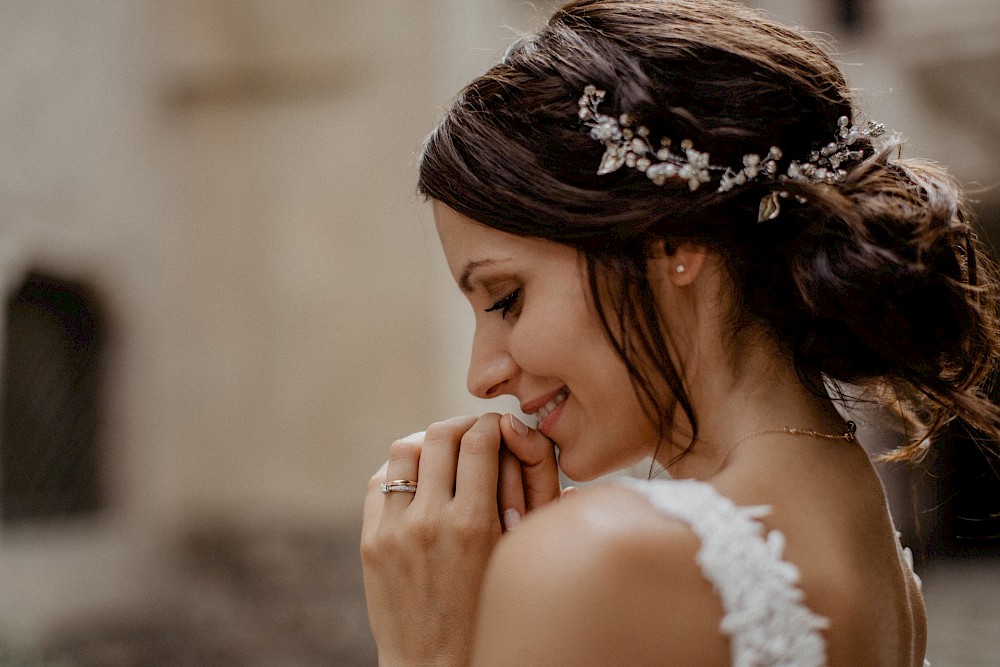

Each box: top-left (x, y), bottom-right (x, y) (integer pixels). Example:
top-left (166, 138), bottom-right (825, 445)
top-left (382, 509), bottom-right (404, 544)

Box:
top-left (500, 413), bottom-right (561, 511)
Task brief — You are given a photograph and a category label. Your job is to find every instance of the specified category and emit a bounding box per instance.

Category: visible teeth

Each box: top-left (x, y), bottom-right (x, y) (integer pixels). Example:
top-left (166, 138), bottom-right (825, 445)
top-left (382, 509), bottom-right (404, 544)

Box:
top-left (536, 387), bottom-right (569, 422)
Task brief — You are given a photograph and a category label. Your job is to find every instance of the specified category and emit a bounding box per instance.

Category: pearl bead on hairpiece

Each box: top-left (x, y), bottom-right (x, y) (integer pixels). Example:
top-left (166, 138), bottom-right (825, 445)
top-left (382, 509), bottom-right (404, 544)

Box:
top-left (576, 85), bottom-right (886, 221)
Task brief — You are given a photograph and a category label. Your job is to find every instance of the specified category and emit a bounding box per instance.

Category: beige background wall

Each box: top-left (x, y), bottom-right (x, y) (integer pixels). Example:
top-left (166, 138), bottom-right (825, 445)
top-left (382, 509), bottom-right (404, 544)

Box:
top-left (0, 0), bottom-right (555, 642)
top-left (0, 0), bottom-right (996, 651)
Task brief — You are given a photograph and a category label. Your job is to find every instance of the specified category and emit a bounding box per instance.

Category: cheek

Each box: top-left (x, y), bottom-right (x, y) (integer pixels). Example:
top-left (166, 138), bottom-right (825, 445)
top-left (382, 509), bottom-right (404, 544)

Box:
top-left (516, 321), bottom-right (644, 441)
top-left (508, 294), bottom-right (604, 376)
top-left (506, 313), bottom-right (560, 372)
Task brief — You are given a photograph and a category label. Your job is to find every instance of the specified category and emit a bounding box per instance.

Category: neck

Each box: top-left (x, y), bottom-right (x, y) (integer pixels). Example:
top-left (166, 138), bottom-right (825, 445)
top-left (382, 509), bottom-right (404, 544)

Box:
top-left (657, 331), bottom-right (849, 481)
top-left (647, 255), bottom-right (851, 481)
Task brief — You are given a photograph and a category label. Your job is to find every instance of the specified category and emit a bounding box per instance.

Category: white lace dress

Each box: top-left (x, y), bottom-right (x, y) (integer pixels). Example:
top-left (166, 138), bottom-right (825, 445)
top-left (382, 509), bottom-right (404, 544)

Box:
top-left (618, 477), bottom-right (928, 667)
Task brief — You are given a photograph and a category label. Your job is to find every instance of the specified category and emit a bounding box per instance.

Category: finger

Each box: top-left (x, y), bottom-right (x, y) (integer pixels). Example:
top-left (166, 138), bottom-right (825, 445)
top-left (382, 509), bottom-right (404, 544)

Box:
top-left (500, 413), bottom-right (561, 511)
top-left (453, 413), bottom-right (503, 514)
top-left (498, 446), bottom-right (525, 531)
top-left (361, 460), bottom-right (389, 546)
top-left (413, 416), bottom-right (476, 503)
top-left (381, 431), bottom-right (424, 513)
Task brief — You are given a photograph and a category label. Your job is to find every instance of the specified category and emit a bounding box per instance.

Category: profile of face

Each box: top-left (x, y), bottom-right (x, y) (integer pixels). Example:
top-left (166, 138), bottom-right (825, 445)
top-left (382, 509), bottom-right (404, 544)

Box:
top-left (435, 202), bottom-right (663, 481)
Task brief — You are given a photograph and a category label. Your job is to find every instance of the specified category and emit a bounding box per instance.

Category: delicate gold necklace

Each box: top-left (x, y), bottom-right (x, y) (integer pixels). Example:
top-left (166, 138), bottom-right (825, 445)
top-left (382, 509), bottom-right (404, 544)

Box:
top-left (650, 420), bottom-right (857, 480)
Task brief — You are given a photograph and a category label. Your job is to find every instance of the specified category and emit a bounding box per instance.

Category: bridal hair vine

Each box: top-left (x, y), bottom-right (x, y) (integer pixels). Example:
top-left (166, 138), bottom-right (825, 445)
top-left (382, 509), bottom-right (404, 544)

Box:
top-left (576, 85), bottom-right (886, 221)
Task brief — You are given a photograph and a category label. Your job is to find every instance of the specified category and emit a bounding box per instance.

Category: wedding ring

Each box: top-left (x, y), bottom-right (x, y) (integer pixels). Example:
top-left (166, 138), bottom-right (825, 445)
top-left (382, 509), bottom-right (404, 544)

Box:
top-left (380, 480), bottom-right (418, 494)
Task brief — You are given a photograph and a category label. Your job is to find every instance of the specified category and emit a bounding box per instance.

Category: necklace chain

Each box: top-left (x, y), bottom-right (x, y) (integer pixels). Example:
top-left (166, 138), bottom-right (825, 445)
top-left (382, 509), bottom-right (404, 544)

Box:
top-left (650, 420), bottom-right (857, 480)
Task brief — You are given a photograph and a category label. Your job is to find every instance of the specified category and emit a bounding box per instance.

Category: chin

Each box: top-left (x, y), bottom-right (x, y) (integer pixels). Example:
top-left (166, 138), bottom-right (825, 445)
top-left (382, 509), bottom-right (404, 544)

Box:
top-left (557, 454), bottom-right (618, 484)
top-left (558, 445), bottom-right (648, 483)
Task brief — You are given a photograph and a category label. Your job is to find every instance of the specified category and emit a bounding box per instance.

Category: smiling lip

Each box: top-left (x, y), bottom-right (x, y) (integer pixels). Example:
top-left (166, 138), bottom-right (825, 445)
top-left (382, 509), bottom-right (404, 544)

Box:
top-left (520, 386), bottom-right (569, 417)
top-left (524, 387), bottom-right (569, 437)
top-left (538, 395), bottom-right (567, 437)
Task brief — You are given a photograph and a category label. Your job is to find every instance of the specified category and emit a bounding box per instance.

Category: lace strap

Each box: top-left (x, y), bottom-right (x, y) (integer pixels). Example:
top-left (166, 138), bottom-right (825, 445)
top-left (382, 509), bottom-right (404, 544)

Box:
top-left (619, 478), bottom-right (830, 667)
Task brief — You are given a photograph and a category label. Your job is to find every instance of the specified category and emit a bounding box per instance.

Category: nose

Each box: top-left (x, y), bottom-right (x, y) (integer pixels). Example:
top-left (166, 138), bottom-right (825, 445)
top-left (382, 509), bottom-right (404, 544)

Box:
top-left (467, 326), bottom-right (518, 399)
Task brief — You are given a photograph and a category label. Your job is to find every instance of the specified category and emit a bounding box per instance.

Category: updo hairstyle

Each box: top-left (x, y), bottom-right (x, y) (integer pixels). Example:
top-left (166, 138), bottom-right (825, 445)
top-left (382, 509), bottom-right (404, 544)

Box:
top-left (418, 0), bottom-right (1000, 459)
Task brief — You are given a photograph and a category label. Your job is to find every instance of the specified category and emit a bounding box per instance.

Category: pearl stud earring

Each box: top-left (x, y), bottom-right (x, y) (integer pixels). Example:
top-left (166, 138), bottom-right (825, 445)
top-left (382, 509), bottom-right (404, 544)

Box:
top-left (675, 264), bottom-right (686, 274)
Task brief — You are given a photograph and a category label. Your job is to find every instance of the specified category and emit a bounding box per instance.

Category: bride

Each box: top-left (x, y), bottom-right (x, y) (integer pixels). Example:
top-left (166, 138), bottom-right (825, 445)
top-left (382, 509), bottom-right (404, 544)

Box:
top-left (361, 1), bottom-right (999, 664)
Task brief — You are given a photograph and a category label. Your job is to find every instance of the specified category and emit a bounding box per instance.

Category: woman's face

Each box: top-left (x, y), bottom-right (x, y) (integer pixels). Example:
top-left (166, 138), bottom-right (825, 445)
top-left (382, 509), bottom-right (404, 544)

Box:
top-left (434, 202), bottom-right (661, 481)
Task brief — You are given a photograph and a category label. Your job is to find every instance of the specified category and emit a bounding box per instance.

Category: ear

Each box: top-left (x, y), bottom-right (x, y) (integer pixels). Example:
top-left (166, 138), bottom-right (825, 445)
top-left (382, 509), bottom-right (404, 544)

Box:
top-left (650, 241), bottom-right (708, 286)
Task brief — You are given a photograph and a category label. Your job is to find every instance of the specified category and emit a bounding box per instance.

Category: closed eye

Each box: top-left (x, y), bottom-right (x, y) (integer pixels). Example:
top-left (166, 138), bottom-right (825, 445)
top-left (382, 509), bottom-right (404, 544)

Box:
top-left (484, 288), bottom-right (521, 320)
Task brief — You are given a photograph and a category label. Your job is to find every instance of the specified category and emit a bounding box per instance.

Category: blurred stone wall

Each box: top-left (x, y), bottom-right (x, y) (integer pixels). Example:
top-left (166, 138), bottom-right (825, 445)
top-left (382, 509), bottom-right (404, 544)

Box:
top-left (0, 0), bottom-right (555, 657)
top-left (0, 0), bottom-right (173, 646)
top-left (0, 0), bottom-right (996, 662)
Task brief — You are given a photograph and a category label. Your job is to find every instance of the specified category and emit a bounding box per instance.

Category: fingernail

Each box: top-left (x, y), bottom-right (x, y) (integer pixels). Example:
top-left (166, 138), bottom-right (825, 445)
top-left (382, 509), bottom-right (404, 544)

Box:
top-left (561, 486), bottom-right (578, 497)
top-left (504, 508), bottom-right (522, 530)
top-left (508, 414), bottom-right (529, 436)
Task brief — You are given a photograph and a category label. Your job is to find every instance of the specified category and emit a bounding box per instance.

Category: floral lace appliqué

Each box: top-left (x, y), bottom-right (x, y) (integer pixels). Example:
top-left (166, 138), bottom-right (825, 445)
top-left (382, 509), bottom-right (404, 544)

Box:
top-left (619, 478), bottom-right (830, 667)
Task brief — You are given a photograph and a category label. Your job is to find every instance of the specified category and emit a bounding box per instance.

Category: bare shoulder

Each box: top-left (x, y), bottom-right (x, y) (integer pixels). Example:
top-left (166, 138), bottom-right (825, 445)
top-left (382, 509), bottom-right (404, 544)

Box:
top-left (471, 484), bottom-right (729, 666)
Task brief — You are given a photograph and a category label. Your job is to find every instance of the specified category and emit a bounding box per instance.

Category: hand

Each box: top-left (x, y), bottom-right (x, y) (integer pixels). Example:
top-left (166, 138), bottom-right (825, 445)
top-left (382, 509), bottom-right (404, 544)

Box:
top-left (496, 414), bottom-right (561, 530)
top-left (361, 414), bottom-right (505, 667)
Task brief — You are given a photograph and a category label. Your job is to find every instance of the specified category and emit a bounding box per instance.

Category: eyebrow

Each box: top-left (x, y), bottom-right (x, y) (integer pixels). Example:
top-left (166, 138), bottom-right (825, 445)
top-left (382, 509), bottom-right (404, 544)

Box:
top-left (459, 259), bottom-right (496, 293)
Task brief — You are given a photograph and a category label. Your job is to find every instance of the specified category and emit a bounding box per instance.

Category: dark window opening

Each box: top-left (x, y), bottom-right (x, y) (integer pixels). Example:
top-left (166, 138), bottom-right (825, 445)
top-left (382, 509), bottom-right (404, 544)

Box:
top-left (834, 0), bottom-right (867, 33)
top-left (1, 272), bottom-right (107, 524)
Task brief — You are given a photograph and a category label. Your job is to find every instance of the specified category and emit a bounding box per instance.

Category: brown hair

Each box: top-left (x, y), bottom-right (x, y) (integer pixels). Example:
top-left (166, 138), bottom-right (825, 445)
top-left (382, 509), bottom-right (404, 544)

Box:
top-left (418, 0), bottom-right (1000, 460)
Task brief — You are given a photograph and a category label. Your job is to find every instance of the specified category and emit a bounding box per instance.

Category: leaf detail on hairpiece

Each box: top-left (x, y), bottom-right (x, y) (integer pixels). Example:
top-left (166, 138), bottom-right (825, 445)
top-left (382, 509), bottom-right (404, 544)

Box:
top-left (598, 151), bottom-right (626, 175)
top-left (758, 192), bottom-right (782, 222)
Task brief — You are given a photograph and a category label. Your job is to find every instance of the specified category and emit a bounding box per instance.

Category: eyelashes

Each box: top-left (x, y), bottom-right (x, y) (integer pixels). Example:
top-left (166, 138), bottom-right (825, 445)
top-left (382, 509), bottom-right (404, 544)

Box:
top-left (484, 288), bottom-right (522, 320)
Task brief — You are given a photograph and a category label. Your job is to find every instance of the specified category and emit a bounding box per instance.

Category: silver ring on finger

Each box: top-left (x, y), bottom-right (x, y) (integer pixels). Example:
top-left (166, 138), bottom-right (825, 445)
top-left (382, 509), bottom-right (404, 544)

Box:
top-left (380, 479), bottom-right (418, 494)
